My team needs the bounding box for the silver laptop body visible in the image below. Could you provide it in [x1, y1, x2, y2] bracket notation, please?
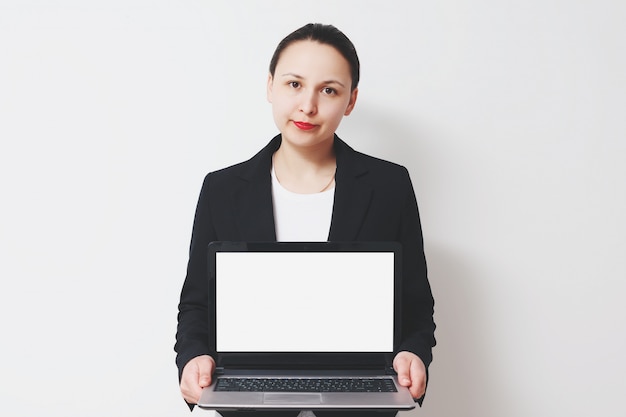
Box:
[197, 241, 416, 411]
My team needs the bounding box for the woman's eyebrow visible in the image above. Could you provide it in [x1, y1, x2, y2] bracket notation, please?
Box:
[280, 72, 304, 79]
[323, 79, 346, 88]
[280, 73, 346, 88]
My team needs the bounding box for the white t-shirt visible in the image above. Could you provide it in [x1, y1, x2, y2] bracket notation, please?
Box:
[271, 166, 335, 242]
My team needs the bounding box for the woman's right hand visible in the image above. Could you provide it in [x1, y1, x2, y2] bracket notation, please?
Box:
[180, 355, 216, 404]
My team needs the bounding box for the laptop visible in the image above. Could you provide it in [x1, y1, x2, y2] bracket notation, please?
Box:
[197, 241, 416, 411]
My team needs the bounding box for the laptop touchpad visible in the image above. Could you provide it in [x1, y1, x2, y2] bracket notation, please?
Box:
[263, 393, 322, 405]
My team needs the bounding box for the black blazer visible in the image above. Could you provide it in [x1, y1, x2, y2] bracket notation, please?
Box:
[175, 134, 436, 380]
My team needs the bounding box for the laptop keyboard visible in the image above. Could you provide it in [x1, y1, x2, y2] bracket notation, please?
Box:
[215, 377, 397, 393]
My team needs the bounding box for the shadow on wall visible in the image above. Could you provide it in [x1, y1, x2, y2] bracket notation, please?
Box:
[421, 243, 493, 417]
[341, 103, 511, 417]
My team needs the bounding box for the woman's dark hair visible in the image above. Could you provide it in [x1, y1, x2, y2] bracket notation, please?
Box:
[269, 23, 360, 91]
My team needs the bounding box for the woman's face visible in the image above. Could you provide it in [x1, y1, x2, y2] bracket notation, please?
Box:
[267, 40, 358, 151]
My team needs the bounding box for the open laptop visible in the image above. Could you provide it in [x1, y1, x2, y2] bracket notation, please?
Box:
[197, 241, 416, 411]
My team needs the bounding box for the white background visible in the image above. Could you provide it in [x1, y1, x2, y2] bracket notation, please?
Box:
[0, 1, 624, 417]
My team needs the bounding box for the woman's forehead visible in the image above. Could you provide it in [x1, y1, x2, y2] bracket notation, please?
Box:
[274, 40, 352, 82]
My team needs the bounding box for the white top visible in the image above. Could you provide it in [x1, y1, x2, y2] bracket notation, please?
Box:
[271, 166, 335, 242]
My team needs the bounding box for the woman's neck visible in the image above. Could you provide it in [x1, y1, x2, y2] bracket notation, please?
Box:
[272, 138, 336, 194]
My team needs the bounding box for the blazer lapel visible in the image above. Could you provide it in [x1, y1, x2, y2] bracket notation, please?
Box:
[231, 135, 373, 242]
[233, 136, 281, 241]
[328, 137, 373, 241]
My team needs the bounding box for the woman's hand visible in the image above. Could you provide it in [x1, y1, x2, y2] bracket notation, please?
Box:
[393, 351, 426, 399]
[180, 355, 216, 404]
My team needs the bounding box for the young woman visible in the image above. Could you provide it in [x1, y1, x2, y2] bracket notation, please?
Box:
[175, 23, 436, 417]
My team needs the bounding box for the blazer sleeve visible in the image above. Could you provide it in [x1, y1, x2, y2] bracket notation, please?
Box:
[175, 173, 217, 379]
[395, 167, 436, 368]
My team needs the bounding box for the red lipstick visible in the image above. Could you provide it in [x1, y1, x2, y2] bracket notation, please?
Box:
[293, 121, 316, 130]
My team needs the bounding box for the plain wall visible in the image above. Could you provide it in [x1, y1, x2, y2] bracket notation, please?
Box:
[1, 1, 624, 416]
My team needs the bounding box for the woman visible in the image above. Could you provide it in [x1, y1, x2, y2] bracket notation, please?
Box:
[175, 23, 436, 417]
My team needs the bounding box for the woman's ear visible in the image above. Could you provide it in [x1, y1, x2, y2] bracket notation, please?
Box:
[266, 74, 274, 103]
[344, 87, 359, 116]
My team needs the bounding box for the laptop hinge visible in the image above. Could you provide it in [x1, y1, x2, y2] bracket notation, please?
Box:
[385, 366, 397, 375]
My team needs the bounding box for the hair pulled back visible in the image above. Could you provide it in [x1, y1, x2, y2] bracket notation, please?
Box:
[269, 23, 360, 91]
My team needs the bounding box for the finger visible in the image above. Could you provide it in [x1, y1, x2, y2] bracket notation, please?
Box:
[180, 356, 215, 404]
[180, 370, 203, 404]
[393, 355, 412, 386]
[409, 358, 426, 398]
[197, 358, 214, 388]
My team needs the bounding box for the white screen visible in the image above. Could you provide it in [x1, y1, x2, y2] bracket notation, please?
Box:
[215, 252, 394, 352]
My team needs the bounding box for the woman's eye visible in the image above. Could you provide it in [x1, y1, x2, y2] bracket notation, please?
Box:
[289, 81, 300, 88]
[322, 87, 336, 95]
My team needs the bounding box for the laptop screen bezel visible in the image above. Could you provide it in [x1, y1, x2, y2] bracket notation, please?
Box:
[207, 241, 403, 368]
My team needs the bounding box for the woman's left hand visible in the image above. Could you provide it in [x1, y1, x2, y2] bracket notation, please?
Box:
[392, 351, 426, 399]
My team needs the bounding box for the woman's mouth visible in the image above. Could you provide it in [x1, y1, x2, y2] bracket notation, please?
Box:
[293, 121, 316, 130]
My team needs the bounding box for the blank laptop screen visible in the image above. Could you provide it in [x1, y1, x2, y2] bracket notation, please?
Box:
[215, 251, 394, 353]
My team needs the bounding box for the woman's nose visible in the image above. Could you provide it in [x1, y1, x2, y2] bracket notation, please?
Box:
[299, 91, 317, 115]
